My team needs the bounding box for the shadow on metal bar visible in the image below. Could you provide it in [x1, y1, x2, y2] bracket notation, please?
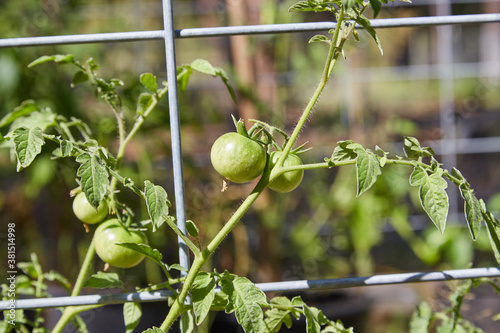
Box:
[2, 267, 499, 311]
[0, 14, 499, 48]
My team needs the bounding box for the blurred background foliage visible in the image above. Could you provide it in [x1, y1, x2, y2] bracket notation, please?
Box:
[1, 0, 500, 331]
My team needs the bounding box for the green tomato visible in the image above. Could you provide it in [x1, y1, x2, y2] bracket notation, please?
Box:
[72, 192, 108, 224]
[210, 132, 266, 183]
[269, 151, 304, 193]
[93, 219, 147, 269]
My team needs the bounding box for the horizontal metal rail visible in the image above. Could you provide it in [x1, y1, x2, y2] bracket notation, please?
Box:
[2, 267, 499, 310]
[0, 14, 499, 48]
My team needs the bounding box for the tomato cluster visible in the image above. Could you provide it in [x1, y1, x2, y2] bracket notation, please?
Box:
[72, 193, 147, 269]
[210, 128, 304, 193]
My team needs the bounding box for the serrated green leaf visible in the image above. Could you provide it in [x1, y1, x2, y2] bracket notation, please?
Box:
[331, 140, 358, 162]
[168, 263, 188, 272]
[355, 148, 382, 196]
[12, 127, 44, 171]
[144, 180, 170, 232]
[117, 243, 163, 265]
[403, 137, 423, 159]
[54, 54, 75, 64]
[124, 302, 142, 333]
[140, 73, 157, 92]
[180, 310, 196, 333]
[191, 59, 217, 76]
[370, 0, 382, 17]
[220, 274, 267, 333]
[192, 272, 216, 325]
[409, 302, 432, 333]
[309, 35, 330, 44]
[409, 165, 426, 187]
[215, 67, 237, 104]
[264, 297, 293, 332]
[0, 100, 39, 128]
[137, 93, 153, 115]
[76, 152, 109, 210]
[9, 109, 56, 133]
[84, 272, 123, 289]
[419, 172, 449, 233]
[303, 304, 321, 333]
[27, 55, 57, 68]
[355, 15, 383, 55]
[60, 140, 74, 157]
[72, 70, 89, 86]
[459, 183, 483, 240]
[483, 210, 500, 264]
[186, 220, 199, 238]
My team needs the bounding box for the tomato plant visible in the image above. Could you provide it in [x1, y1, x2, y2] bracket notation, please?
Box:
[210, 132, 266, 183]
[93, 219, 147, 269]
[3, 1, 500, 333]
[72, 191, 108, 224]
[268, 151, 304, 193]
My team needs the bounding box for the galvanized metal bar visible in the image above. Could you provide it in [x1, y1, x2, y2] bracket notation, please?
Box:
[161, 0, 190, 275]
[1, 14, 500, 48]
[2, 267, 499, 310]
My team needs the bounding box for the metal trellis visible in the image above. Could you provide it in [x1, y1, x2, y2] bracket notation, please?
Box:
[1, 0, 500, 329]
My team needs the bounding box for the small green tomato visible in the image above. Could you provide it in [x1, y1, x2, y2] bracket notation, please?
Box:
[269, 151, 304, 193]
[93, 219, 147, 269]
[72, 192, 108, 224]
[210, 132, 266, 183]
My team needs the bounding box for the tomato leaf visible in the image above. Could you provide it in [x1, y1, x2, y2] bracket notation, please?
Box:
[116, 243, 163, 265]
[12, 127, 45, 171]
[84, 271, 123, 289]
[144, 180, 171, 232]
[137, 92, 153, 115]
[186, 220, 199, 238]
[409, 302, 432, 333]
[331, 140, 359, 162]
[0, 100, 39, 129]
[308, 35, 330, 44]
[220, 273, 267, 333]
[71, 70, 89, 87]
[180, 310, 196, 333]
[459, 183, 483, 240]
[9, 109, 56, 133]
[192, 272, 216, 325]
[60, 140, 74, 157]
[215, 67, 237, 104]
[190, 59, 217, 76]
[355, 14, 383, 55]
[370, 0, 382, 18]
[76, 151, 109, 210]
[124, 302, 142, 333]
[409, 165, 426, 187]
[140, 73, 157, 92]
[303, 304, 322, 333]
[264, 297, 293, 332]
[355, 148, 382, 196]
[418, 171, 449, 233]
[483, 208, 500, 264]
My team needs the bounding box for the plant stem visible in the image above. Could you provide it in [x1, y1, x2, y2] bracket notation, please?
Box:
[51, 239, 96, 332]
[272, 7, 346, 178]
[160, 178, 270, 331]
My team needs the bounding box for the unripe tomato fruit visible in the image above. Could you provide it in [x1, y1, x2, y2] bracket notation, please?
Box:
[93, 219, 147, 268]
[72, 192, 108, 224]
[210, 132, 266, 183]
[269, 151, 304, 193]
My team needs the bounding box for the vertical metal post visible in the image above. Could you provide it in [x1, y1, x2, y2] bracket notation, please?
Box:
[161, 0, 190, 275]
[436, 0, 459, 218]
